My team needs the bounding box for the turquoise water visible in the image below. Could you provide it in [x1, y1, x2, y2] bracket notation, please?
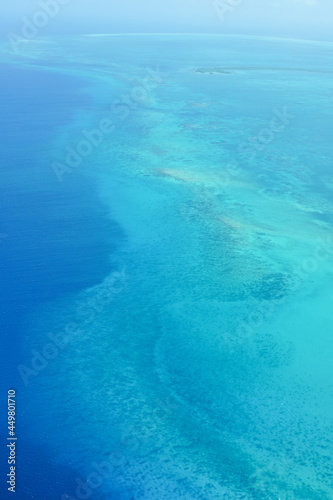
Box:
[2, 35, 333, 499]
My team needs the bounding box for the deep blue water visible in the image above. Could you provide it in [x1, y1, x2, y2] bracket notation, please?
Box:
[0, 62, 122, 499]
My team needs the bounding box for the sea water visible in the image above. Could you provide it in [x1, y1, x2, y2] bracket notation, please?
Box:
[1, 35, 333, 499]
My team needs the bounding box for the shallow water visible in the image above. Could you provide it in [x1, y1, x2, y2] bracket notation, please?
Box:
[1, 35, 333, 499]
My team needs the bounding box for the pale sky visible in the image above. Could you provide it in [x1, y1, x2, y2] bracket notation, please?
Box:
[1, 0, 332, 41]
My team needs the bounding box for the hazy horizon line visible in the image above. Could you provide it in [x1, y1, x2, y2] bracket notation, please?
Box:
[5, 32, 331, 45]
